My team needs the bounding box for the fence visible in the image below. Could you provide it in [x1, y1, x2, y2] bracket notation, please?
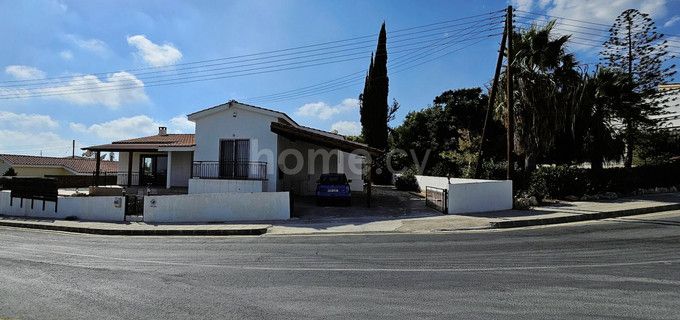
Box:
[45, 172, 117, 188]
[192, 161, 267, 180]
[425, 186, 448, 214]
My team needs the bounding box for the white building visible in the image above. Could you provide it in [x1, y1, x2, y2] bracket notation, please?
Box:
[85, 100, 380, 196]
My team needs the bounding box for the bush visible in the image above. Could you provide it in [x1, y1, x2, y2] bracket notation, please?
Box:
[528, 165, 589, 200]
[525, 162, 680, 200]
[395, 167, 420, 192]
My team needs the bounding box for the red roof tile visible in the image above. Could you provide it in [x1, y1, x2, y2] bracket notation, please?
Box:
[84, 134, 195, 151]
[0, 154, 118, 174]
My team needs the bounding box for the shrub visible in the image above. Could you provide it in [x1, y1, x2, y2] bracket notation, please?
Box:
[524, 162, 680, 200]
[528, 165, 589, 200]
[395, 167, 420, 192]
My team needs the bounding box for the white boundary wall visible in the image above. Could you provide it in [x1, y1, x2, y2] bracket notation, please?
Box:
[415, 175, 449, 190]
[144, 192, 290, 223]
[188, 179, 264, 194]
[448, 179, 512, 214]
[415, 176, 513, 214]
[0, 190, 125, 221]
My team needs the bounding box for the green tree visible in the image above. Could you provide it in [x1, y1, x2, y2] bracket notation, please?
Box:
[360, 22, 390, 183]
[360, 22, 389, 151]
[636, 129, 680, 165]
[584, 67, 634, 172]
[497, 20, 584, 174]
[601, 9, 677, 168]
[392, 88, 503, 176]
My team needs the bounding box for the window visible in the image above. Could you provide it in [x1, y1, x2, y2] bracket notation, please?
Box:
[219, 139, 250, 178]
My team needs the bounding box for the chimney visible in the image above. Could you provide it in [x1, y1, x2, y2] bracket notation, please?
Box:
[158, 126, 168, 136]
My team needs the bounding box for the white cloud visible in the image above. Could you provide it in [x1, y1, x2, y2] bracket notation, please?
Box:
[665, 15, 680, 27]
[0, 130, 71, 156]
[295, 98, 359, 121]
[0, 111, 59, 131]
[169, 115, 195, 133]
[32, 71, 148, 108]
[512, 0, 535, 12]
[70, 115, 160, 140]
[540, 0, 667, 23]
[60, 50, 73, 60]
[67, 34, 108, 54]
[514, 0, 670, 52]
[5, 65, 46, 80]
[127, 35, 183, 67]
[331, 121, 361, 136]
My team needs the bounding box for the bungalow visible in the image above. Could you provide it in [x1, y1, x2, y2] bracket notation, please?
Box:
[0, 154, 118, 177]
[84, 100, 381, 196]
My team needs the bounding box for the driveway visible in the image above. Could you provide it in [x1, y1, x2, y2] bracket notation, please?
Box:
[292, 186, 442, 219]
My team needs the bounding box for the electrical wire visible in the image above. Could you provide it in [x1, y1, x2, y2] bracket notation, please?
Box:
[1, 12, 505, 101]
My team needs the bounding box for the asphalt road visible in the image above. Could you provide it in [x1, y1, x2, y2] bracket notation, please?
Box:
[1, 212, 680, 320]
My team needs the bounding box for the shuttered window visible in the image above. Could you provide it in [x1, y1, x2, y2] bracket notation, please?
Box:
[219, 139, 249, 178]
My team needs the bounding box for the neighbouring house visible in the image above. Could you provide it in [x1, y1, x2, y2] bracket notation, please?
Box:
[84, 100, 381, 195]
[0, 154, 118, 177]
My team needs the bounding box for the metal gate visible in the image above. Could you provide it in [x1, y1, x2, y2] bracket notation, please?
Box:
[425, 186, 448, 214]
[124, 195, 144, 221]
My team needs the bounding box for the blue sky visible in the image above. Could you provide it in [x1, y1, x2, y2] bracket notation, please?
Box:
[1, 0, 679, 157]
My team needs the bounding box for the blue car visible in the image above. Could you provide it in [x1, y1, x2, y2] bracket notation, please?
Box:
[316, 173, 352, 206]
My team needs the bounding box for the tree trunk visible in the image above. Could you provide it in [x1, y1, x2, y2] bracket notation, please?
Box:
[524, 153, 536, 174]
[624, 122, 634, 169]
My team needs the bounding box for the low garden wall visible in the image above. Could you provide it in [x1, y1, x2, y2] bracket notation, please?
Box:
[0, 190, 125, 221]
[188, 178, 264, 194]
[143, 192, 290, 223]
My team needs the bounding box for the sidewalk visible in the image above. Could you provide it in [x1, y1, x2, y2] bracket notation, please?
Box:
[1, 192, 679, 236]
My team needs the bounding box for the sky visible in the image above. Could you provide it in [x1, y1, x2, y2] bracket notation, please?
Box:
[0, 0, 679, 157]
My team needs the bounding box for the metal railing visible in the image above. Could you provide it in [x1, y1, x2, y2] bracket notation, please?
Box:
[192, 161, 267, 180]
[426, 186, 448, 214]
[117, 172, 140, 186]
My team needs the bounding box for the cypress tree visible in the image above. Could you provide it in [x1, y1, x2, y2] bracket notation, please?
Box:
[360, 22, 389, 151]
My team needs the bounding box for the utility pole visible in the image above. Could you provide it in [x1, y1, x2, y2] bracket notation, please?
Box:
[474, 17, 508, 179]
[72, 140, 75, 158]
[506, 5, 514, 181]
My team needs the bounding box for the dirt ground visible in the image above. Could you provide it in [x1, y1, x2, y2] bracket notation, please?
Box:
[292, 185, 441, 219]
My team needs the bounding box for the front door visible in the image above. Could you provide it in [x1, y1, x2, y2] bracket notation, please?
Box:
[139, 155, 168, 186]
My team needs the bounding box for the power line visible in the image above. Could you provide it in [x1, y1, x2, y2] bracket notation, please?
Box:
[1, 13, 505, 101]
[0, 11, 505, 88]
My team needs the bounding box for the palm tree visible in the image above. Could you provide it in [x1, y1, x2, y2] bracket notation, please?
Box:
[582, 67, 633, 173]
[497, 20, 585, 174]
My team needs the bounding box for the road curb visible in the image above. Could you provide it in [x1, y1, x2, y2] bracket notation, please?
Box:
[0, 220, 269, 236]
[489, 203, 680, 229]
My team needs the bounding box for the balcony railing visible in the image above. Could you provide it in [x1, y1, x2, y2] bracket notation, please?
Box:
[192, 161, 267, 180]
[117, 172, 140, 186]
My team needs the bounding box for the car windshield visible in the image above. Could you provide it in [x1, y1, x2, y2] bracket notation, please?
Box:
[320, 175, 346, 185]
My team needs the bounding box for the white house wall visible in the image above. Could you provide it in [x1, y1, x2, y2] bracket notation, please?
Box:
[169, 151, 192, 187]
[193, 107, 279, 192]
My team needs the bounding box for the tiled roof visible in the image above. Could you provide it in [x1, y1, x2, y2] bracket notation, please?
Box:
[0, 154, 118, 174]
[84, 134, 195, 151]
[113, 134, 195, 147]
